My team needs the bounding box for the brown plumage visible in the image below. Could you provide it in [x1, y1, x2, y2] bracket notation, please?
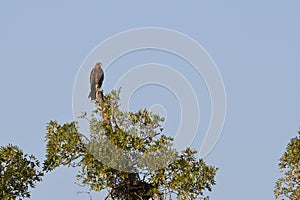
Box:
[88, 62, 104, 100]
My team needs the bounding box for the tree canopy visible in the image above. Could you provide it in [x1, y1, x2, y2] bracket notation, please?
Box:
[0, 145, 43, 199]
[43, 89, 218, 200]
[0, 89, 218, 199]
[274, 130, 300, 200]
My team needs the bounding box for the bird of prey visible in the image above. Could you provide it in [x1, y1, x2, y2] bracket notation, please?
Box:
[88, 62, 104, 100]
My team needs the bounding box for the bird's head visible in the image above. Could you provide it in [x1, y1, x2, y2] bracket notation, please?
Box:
[95, 62, 102, 68]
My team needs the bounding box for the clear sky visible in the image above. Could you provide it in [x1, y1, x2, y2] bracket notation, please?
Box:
[0, 1, 300, 200]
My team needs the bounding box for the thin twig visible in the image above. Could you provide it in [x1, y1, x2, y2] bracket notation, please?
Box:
[104, 190, 113, 200]
[77, 190, 93, 200]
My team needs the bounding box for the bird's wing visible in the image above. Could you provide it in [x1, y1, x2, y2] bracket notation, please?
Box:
[94, 67, 101, 84]
[90, 66, 104, 88]
[90, 67, 101, 85]
[90, 68, 95, 84]
[98, 68, 104, 86]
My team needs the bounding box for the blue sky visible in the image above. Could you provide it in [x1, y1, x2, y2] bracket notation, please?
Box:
[1, 1, 300, 200]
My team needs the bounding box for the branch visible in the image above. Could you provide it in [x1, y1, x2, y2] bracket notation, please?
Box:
[77, 190, 93, 200]
[104, 190, 113, 200]
[111, 105, 120, 130]
[96, 88, 111, 128]
[134, 192, 143, 200]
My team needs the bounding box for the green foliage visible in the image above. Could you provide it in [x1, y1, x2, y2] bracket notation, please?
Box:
[274, 130, 300, 200]
[0, 145, 43, 199]
[44, 89, 218, 200]
[148, 148, 217, 200]
[43, 121, 85, 172]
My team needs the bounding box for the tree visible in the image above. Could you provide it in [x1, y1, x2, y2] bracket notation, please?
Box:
[0, 145, 43, 199]
[43, 89, 218, 200]
[274, 130, 300, 200]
